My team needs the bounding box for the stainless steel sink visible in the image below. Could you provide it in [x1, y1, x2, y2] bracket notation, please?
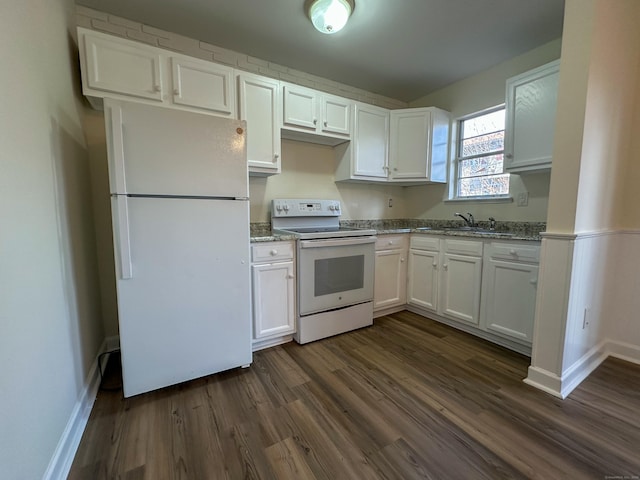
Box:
[445, 227, 514, 236]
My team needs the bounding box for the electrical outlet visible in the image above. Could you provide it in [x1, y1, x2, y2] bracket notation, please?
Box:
[582, 307, 590, 329]
[388, 197, 393, 208]
[517, 191, 529, 207]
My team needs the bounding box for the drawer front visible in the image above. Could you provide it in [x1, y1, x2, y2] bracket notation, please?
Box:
[410, 236, 440, 252]
[252, 242, 294, 263]
[376, 234, 408, 251]
[444, 239, 483, 256]
[488, 242, 540, 263]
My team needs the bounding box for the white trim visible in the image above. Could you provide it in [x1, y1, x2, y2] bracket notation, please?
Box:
[523, 366, 563, 398]
[42, 339, 112, 480]
[444, 195, 513, 204]
[539, 232, 577, 240]
[606, 340, 640, 365]
[373, 304, 406, 319]
[525, 339, 640, 399]
[252, 334, 294, 352]
[557, 340, 609, 398]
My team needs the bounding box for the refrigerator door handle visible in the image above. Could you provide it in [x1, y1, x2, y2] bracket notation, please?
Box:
[113, 195, 133, 279]
[106, 101, 127, 194]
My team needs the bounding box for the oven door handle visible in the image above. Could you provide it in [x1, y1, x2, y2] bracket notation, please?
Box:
[299, 236, 377, 248]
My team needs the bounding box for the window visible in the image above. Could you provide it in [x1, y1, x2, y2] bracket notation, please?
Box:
[453, 107, 509, 199]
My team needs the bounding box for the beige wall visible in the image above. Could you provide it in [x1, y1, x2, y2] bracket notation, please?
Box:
[249, 140, 408, 222]
[402, 39, 562, 223]
[545, 2, 596, 233]
[574, 0, 640, 232]
[0, 0, 104, 478]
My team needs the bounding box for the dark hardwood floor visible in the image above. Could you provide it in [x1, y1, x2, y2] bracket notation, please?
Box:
[69, 311, 640, 479]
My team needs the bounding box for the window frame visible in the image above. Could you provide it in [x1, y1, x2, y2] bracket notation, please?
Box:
[447, 105, 511, 202]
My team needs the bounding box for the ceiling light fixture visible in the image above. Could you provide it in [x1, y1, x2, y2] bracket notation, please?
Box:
[308, 0, 353, 35]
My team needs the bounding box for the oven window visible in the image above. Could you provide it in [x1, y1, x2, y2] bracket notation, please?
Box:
[314, 255, 364, 296]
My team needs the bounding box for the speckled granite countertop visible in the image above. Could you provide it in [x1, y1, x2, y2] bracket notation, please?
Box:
[250, 219, 544, 243]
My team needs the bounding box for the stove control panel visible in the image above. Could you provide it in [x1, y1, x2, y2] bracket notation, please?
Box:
[272, 199, 341, 217]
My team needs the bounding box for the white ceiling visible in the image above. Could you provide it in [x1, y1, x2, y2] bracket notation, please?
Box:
[75, 0, 565, 102]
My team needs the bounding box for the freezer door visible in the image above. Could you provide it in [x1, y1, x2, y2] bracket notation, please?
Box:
[112, 196, 251, 397]
[105, 98, 248, 198]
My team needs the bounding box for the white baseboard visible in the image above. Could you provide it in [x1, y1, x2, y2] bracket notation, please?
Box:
[523, 366, 563, 398]
[42, 339, 114, 480]
[606, 339, 640, 365]
[252, 334, 294, 352]
[373, 305, 406, 319]
[525, 339, 640, 399]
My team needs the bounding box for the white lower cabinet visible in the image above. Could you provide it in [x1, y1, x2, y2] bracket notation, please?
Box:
[408, 237, 482, 325]
[374, 235, 408, 312]
[440, 240, 483, 325]
[480, 243, 540, 345]
[251, 242, 295, 350]
[407, 239, 440, 312]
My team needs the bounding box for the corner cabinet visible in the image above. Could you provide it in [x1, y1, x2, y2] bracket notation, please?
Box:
[374, 235, 408, 314]
[389, 107, 449, 183]
[335, 102, 389, 182]
[504, 60, 560, 173]
[281, 83, 351, 145]
[78, 27, 236, 117]
[237, 72, 281, 176]
[251, 242, 296, 351]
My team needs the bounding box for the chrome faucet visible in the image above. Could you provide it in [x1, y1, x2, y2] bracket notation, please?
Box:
[455, 212, 475, 227]
[488, 217, 496, 230]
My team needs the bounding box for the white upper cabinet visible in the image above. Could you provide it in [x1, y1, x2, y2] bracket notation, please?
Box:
[335, 102, 389, 182]
[504, 60, 560, 173]
[389, 107, 449, 183]
[281, 83, 352, 145]
[171, 56, 235, 116]
[81, 29, 164, 104]
[237, 72, 281, 176]
[78, 28, 234, 117]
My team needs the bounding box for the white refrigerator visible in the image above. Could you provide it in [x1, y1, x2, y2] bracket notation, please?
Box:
[104, 99, 252, 398]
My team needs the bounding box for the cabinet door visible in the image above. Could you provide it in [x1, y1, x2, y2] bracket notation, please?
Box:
[483, 260, 538, 344]
[352, 103, 389, 178]
[238, 73, 281, 175]
[283, 85, 317, 131]
[505, 60, 559, 172]
[252, 261, 295, 339]
[374, 249, 407, 310]
[171, 56, 235, 116]
[407, 249, 438, 311]
[82, 31, 163, 101]
[322, 94, 351, 136]
[389, 109, 431, 180]
[440, 253, 482, 325]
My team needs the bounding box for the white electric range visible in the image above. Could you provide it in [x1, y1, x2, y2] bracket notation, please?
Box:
[272, 199, 376, 343]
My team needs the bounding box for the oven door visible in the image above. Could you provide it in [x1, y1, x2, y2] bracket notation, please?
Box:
[298, 236, 376, 316]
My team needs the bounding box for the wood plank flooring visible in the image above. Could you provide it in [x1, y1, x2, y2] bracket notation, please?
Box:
[68, 311, 640, 479]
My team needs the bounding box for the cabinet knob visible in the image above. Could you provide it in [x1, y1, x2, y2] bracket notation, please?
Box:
[270, 249, 278, 256]
[388, 240, 394, 245]
[153, 85, 161, 92]
[287, 274, 295, 279]
[530, 278, 538, 285]
[274, 154, 280, 159]
[313, 118, 317, 125]
[506, 153, 513, 159]
[401, 258, 405, 263]
[324, 120, 327, 127]
[432, 261, 438, 268]
[509, 249, 517, 255]
[393, 167, 398, 171]
[173, 88, 179, 95]
[443, 264, 448, 270]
